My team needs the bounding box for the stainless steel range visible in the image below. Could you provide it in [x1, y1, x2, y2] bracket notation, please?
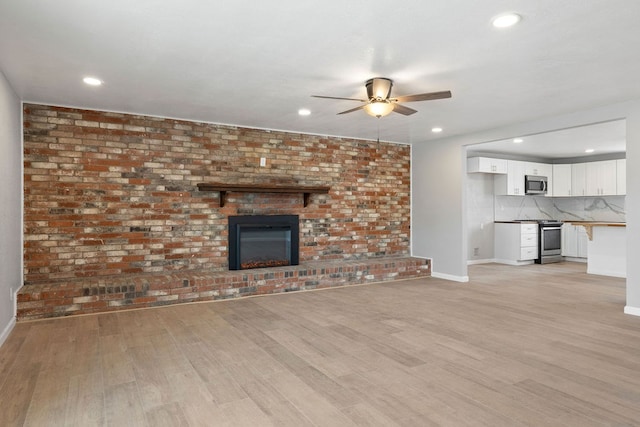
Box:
[535, 220, 563, 264]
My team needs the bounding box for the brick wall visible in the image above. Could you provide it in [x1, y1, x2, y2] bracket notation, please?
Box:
[23, 104, 412, 285]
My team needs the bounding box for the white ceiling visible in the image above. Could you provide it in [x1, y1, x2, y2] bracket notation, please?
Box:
[467, 119, 627, 160]
[2, 1, 640, 149]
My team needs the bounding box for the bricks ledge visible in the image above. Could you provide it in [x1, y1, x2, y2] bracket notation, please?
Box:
[17, 256, 431, 320]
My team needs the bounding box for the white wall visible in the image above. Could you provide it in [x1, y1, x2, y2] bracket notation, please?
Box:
[625, 105, 640, 315]
[0, 70, 22, 346]
[412, 140, 468, 281]
[412, 100, 640, 314]
[466, 173, 495, 262]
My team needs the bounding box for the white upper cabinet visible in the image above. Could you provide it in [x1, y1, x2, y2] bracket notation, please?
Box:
[553, 164, 572, 196]
[467, 157, 507, 174]
[617, 159, 626, 195]
[585, 160, 617, 196]
[495, 160, 554, 196]
[489, 158, 624, 198]
[524, 162, 552, 178]
[495, 160, 526, 195]
[571, 163, 587, 197]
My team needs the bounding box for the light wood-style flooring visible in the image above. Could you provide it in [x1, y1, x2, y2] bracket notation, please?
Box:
[1, 262, 639, 426]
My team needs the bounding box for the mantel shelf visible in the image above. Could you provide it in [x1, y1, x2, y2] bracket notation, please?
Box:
[197, 183, 330, 207]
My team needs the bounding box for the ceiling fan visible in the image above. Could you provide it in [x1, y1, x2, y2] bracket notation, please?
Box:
[312, 77, 452, 118]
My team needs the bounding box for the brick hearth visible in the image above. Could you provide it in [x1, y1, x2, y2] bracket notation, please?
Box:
[17, 257, 430, 320]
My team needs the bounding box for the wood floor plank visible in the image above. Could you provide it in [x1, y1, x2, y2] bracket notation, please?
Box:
[0, 361, 40, 427]
[22, 368, 71, 427]
[219, 397, 274, 426]
[237, 377, 315, 427]
[104, 381, 146, 426]
[145, 402, 190, 427]
[64, 371, 105, 427]
[266, 370, 357, 426]
[100, 334, 136, 388]
[179, 400, 227, 427]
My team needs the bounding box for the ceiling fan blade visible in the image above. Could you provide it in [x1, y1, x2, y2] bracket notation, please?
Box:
[392, 103, 418, 116]
[337, 105, 365, 115]
[311, 95, 368, 102]
[392, 90, 452, 103]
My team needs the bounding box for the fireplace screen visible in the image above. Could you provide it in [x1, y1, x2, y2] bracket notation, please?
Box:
[228, 215, 299, 270]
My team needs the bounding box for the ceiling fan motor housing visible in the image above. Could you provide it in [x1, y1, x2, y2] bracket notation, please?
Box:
[366, 78, 393, 101]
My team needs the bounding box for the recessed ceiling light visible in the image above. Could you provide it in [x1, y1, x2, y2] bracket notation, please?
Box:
[492, 13, 521, 28]
[513, 138, 523, 143]
[83, 77, 102, 86]
[298, 108, 311, 116]
[585, 148, 595, 153]
[431, 127, 443, 133]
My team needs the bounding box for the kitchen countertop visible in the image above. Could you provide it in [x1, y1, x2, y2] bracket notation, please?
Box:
[564, 221, 626, 240]
[563, 221, 626, 226]
[494, 221, 626, 240]
[495, 220, 626, 225]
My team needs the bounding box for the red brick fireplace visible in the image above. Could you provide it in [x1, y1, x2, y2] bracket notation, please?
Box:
[18, 104, 430, 319]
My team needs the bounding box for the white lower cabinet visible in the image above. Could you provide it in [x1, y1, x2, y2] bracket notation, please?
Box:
[495, 223, 538, 264]
[562, 224, 588, 259]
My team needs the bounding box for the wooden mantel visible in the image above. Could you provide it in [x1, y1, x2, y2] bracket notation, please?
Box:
[197, 183, 330, 207]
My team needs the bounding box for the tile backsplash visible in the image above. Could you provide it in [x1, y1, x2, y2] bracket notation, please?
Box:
[494, 195, 626, 222]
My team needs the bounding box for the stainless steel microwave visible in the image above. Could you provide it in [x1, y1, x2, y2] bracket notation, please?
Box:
[524, 175, 548, 195]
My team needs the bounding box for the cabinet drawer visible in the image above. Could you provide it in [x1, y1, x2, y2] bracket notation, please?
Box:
[521, 233, 538, 247]
[520, 246, 538, 260]
[520, 224, 538, 234]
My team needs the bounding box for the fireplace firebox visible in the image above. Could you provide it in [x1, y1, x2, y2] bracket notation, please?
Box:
[228, 215, 299, 270]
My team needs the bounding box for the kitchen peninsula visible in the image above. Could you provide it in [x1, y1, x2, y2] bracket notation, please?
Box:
[565, 221, 627, 278]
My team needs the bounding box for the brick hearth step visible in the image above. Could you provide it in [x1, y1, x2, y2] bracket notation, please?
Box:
[17, 256, 430, 320]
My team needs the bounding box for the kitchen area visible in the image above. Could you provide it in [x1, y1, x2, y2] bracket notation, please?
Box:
[466, 120, 627, 278]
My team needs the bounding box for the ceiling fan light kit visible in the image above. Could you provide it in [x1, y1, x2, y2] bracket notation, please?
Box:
[364, 100, 394, 118]
[313, 77, 451, 118]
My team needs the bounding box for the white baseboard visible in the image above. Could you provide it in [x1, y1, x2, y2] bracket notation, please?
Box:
[587, 268, 626, 278]
[624, 306, 640, 317]
[467, 258, 496, 265]
[0, 317, 16, 349]
[493, 259, 535, 266]
[413, 256, 469, 282]
[431, 271, 470, 282]
[563, 257, 587, 264]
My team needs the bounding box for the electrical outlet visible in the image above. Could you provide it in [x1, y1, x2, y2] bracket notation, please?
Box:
[260, 157, 266, 167]
[473, 247, 480, 256]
